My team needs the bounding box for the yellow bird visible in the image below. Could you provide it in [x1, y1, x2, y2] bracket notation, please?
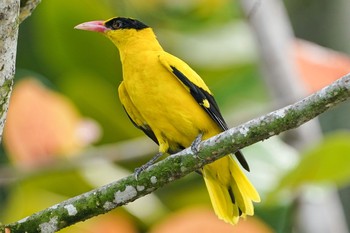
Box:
[75, 17, 260, 224]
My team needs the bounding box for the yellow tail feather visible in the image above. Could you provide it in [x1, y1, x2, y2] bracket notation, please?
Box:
[203, 155, 260, 225]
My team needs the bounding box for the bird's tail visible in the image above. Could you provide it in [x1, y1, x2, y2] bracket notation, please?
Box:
[202, 155, 260, 224]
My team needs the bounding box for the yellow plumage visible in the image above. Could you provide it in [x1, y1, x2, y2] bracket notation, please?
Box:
[75, 17, 260, 224]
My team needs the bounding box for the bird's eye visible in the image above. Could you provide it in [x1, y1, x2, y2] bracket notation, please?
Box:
[112, 20, 123, 29]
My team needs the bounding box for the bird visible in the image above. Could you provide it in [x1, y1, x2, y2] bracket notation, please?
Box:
[75, 17, 260, 225]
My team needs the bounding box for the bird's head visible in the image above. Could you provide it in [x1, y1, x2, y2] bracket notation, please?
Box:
[75, 17, 159, 51]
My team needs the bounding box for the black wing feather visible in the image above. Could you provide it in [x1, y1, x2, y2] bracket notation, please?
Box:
[170, 66, 250, 172]
[122, 106, 159, 145]
[171, 66, 227, 131]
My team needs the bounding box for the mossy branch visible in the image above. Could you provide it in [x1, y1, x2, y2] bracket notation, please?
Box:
[2, 73, 350, 232]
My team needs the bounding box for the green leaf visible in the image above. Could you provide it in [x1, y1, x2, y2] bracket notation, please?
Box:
[269, 131, 350, 201]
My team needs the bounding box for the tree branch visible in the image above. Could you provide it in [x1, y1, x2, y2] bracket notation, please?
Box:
[0, 0, 20, 142]
[2, 73, 350, 233]
[0, 0, 41, 144]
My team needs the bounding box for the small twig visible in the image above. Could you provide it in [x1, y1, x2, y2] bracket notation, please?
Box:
[2, 73, 350, 233]
[19, 0, 41, 23]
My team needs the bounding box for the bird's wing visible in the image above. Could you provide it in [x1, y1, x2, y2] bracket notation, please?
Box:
[159, 52, 228, 131]
[118, 82, 159, 145]
[159, 53, 250, 171]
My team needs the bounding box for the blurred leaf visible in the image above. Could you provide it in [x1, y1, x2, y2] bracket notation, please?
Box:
[295, 39, 350, 94]
[269, 131, 350, 200]
[58, 71, 142, 143]
[4, 78, 91, 168]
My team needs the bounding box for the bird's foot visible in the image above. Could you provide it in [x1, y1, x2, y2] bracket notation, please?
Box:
[134, 152, 163, 179]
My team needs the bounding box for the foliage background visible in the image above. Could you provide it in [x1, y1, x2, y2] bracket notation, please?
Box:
[1, 0, 350, 232]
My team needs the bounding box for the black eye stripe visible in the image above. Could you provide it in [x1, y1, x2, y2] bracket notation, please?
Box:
[105, 17, 149, 30]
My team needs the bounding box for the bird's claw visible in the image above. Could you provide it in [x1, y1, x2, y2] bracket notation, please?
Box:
[134, 165, 147, 180]
[134, 152, 163, 180]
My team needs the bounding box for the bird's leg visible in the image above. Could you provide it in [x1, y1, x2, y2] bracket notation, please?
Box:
[191, 133, 203, 154]
[134, 152, 164, 179]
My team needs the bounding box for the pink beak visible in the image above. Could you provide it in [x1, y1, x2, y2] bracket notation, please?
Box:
[74, 20, 107, 33]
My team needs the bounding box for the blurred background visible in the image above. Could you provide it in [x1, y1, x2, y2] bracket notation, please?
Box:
[1, 0, 350, 232]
